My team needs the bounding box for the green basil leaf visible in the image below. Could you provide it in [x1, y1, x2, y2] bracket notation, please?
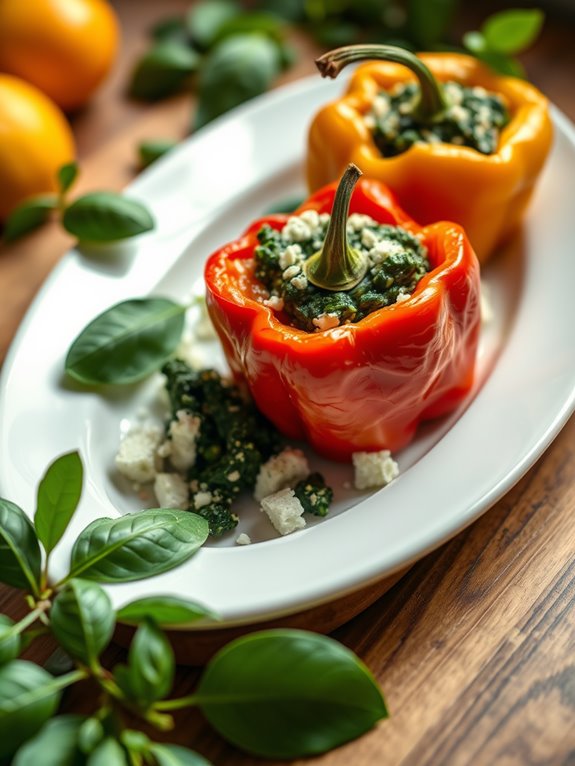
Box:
[151, 17, 189, 44]
[258, 0, 305, 22]
[0, 500, 42, 594]
[13, 714, 86, 766]
[3, 196, 57, 243]
[65, 298, 186, 386]
[214, 12, 285, 45]
[43, 647, 75, 677]
[129, 41, 199, 101]
[475, 49, 525, 78]
[196, 629, 388, 758]
[67, 509, 209, 583]
[482, 9, 544, 55]
[138, 139, 178, 169]
[462, 30, 487, 55]
[78, 717, 105, 754]
[195, 34, 281, 129]
[58, 163, 79, 196]
[0, 661, 64, 759]
[186, 0, 239, 50]
[118, 729, 150, 755]
[117, 596, 216, 627]
[124, 620, 174, 706]
[50, 579, 115, 667]
[407, 0, 458, 48]
[0, 616, 21, 666]
[87, 737, 129, 766]
[151, 743, 213, 766]
[62, 192, 155, 243]
[35, 451, 83, 555]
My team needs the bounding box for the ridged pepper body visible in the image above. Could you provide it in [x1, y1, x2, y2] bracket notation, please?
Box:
[204, 178, 481, 462]
[307, 53, 552, 262]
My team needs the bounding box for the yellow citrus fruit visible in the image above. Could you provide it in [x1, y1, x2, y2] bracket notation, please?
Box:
[0, 74, 75, 221]
[0, 0, 119, 111]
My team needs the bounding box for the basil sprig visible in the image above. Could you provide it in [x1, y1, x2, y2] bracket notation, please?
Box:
[3, 161, 155, 245]
[65, 298, 186, 386]
[0, 451, 387, 762]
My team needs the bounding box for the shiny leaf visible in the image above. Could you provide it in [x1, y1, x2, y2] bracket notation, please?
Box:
[196, 629, 387, 758]
[482, 9, 544, 55]
[65, 298, 186, 386]
[151, 743, 213, 766]
[67, 509, 208, 583]
[0, 662, 65, 759]
[116, 620, 174, 707]
[62, 192, 154, 243]
[0, 616, 21, 666]
[50, 579, 115, 666]
[3, 196, 57, 243]
[117, 596, 216, 627]
[35, 451, 83, 555]
[186, 0, 239, 50]
[129, 42, 199, 101]
[57, 163, 79, 196]
[0, 500, 42, 594]
[195, 35, 281, 129]
[13, 715, 86, 766]
[87, 738, 129, 766]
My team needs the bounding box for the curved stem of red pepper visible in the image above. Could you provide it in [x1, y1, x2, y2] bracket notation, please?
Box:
[315, 44, 449, 122]
[304, 163, 368, 292]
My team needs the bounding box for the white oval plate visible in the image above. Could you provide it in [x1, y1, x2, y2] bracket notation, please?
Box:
[1, 75, 575, 628]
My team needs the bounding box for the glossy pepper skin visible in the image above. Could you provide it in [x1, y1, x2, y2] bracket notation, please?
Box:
[307, 53, 552, 263]
[204, 178, 481, 462]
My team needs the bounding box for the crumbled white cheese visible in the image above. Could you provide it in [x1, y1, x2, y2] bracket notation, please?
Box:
[361, 227, 378, 249]
[352, 450, 399, 490]
[472, 86, 488, 98]
[193, 490, 213, 509]
[236, 533, 252, 545]
[282, 264, 301, 281]
[312, 313, 340, 332]
[279, 244, 302, 270]
[347, 213, 377, 232]
[448, 104, 469, 123]
[263, 295, 285, 311]
[372, 94, 390, 118]
[444, 83, 463, 105]
[254, 447, 309, 502]
[395, 291, 411, 304]
[369, 239, 404, 264]
[154, 473, 189, 509]
[169, 410, 201, 471]
[115, 427, 163, 484]
[291, 274, 308, 291]
[299, 209, 321, 232]
[260, 488, 306, 536]
[282, 216, 312, 243]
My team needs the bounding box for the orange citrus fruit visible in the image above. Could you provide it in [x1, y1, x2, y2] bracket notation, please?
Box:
[0, 0, 119, 111]
[0, 74, 75, 221]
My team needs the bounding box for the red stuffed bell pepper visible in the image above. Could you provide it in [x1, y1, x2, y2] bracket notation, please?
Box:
[204, 165, 480, 462]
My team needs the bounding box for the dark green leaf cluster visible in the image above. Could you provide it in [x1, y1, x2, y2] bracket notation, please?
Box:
[2, 161, 155, 244]
[128, 0, 293, 129]
[162, 360, 282, 535]
[372, 81, 509, 157]
[255, 222, 429, 332]
[294, 473, 334, 517]
[0, 452, 387, 764]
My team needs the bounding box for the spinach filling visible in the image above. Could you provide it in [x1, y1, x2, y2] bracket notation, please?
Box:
[254, 215, 429, 333]
[368, 80, 509, 156]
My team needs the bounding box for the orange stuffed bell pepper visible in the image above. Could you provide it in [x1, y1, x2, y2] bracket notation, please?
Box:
[307, 45, 552, 263]
[204, 165, 481, 462]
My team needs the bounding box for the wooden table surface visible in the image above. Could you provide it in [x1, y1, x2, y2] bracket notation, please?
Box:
[1, 2, 575, 764]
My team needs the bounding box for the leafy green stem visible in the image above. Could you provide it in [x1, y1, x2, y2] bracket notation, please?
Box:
[4, 601, 51, 639]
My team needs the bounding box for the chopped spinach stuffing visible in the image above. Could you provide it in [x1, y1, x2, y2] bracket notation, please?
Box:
[162, 360, 326, 537]
[254, 215, 429, 333]
[369, 80, 509, 157]
[294, 473, 333, 517]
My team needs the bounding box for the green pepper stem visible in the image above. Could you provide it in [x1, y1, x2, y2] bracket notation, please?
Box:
[304, 163, 367, 292]
[315, 44, 448, 121]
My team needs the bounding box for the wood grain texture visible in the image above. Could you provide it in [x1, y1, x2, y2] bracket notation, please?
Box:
[1, 2, 575, 764]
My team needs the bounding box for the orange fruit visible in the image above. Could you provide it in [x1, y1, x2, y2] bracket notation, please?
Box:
[0, 74, 75, 221]
[0, 0, 119, 111]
